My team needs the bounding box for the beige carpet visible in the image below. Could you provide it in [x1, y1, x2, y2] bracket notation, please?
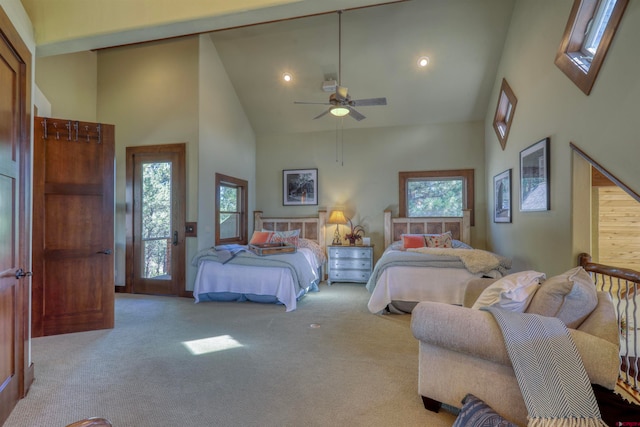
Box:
[4, 282, 458, 427]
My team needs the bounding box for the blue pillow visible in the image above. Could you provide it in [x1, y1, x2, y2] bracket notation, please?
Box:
[452, 394, 518, 427]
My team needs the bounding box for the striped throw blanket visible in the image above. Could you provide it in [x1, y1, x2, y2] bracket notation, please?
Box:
[485, 306, 608, 427]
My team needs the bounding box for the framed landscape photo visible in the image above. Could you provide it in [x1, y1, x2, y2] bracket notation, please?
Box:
[520, 137, 550, 212]
[493, 169, 512, 223]
[283, 168, 318, 206]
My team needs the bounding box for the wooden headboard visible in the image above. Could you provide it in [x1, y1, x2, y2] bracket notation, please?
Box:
[383, 209, 471, 249]
[254, 210, 327, 253]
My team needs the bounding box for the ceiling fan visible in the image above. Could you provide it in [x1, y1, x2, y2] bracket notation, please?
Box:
[294, 10, 387, 121]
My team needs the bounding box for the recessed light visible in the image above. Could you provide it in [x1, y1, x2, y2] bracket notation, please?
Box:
[417, 56, 429, 67]
[283, 72, 293, 82]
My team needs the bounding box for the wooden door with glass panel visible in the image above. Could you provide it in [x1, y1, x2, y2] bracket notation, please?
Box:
[126, 144, 186, 296]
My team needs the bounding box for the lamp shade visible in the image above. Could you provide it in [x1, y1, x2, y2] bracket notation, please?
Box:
[328, 210, 348, 224]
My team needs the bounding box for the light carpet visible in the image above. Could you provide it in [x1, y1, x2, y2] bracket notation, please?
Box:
[4, 282, 458, 427]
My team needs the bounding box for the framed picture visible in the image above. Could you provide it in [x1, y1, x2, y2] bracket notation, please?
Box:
[283, 168, 318, 206]
[493, 169, 512, 223]
[520, 137, 550, 211]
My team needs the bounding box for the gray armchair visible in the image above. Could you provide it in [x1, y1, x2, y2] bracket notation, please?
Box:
[410, 277, 620, 426]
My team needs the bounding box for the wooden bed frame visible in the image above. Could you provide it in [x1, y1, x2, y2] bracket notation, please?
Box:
[254, 210, 327, 254]
[383, 209, 471, 249]
[579, 253, 640, 403]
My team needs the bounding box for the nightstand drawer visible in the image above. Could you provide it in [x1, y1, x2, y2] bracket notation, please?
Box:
[328, 247, 372, 259]
[329, 259, 371, 270]
[327, 245, 374, 285]
[329, 269, 372, 282]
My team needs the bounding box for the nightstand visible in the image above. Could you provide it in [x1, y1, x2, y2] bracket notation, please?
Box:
[327, 245, 374, 285]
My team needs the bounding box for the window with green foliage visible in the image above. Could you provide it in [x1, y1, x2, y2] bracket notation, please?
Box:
[399, 169, 474, 225]
[215, 173, 248, 245]
[142, 162, 172, 278]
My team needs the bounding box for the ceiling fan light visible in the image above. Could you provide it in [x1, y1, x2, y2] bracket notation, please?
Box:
[330, 106, 350, 117]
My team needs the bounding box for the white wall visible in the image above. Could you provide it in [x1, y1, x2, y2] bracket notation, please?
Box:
[97, 37, 201, 287]
[35, 51, 98, 121]
[197, 33, 256, 257]
[485, 0, 640, 275]
[256, 121, 487, 261]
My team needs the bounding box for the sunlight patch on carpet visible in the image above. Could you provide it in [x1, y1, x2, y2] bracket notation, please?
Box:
[182, 335, 243, 355]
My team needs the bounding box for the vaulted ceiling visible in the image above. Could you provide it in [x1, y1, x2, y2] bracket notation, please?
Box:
[21, 0, 515, 135]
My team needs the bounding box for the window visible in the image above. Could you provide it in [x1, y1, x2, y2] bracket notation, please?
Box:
[555, 0, 628, 95]
[215, 173, 248, 245]
[492, 78, 517, 150]
[399, 169, 474, 225]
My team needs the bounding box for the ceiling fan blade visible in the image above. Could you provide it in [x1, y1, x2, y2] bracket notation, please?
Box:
[313, 109, 332, 120]
[347, 107, 366, 121]
[294, 101, 331, 105]
[351, 97, 387, 107]
[336, 86, 349, 101]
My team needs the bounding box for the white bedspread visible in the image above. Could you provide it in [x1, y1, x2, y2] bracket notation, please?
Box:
[193, 247, 319, 312]
[367, 266, 483, 313]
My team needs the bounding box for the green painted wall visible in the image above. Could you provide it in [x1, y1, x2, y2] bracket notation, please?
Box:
[484, 0, 640, 275]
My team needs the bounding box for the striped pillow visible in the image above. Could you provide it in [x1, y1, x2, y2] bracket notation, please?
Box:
[452, 394, 518, 427]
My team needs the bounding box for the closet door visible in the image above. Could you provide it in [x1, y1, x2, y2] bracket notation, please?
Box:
[32, 117, 115, 337]
[0, 6, 32, 424]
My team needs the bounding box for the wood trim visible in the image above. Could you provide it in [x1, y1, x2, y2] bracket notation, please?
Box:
[570, 142, 640, 203]
[215, 173, 248, 245]
[125, 143, 187, 296]
[555, 0, 629, 95]
[492, 78, 517, 150]
[398, 169, 474, 226]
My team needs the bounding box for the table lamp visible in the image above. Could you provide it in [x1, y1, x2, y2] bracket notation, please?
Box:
[328, 210, 348, 245]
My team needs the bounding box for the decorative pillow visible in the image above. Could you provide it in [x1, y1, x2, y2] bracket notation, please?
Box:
[249, 230, 273, 244]
[425, 232, 453, 248]
[525, 266, 598, 329]
[453, 394, 518, 427]
[452, 239, 472, 249]
[471, 270, 545, 312]
[267, 229, 300, 247]
[402, 234, 426, 249]
[297, 238, 327, 264]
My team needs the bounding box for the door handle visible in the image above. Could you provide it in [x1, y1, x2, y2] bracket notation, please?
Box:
[15, 268, 33, 279]
[173, 231, 178, 246]
[97, 249, 112, 255]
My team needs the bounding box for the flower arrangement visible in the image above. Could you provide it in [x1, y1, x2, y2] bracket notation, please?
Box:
[344, 220, 365, 245]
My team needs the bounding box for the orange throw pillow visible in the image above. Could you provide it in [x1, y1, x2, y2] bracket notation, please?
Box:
[249, 231, 273, 244]
[402, 234, 426, 249]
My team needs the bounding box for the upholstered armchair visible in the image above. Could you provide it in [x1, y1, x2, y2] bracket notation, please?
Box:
[411, 274, 620, 426]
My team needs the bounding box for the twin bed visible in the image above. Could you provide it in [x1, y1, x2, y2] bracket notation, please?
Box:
[192, 208, 510, 314]
[191, 211, 327, 312]
[366, 210, 511, 313]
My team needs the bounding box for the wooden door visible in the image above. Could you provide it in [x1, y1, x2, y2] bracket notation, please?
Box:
[32, 117, 115, 337]
[0, 6, 32, 424]
[126, 144, 186, 296]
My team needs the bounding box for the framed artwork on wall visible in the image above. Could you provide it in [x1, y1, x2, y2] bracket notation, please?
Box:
[283, 168, 318, 206]
[520, 138, 550, 212]
[493, 169, 512, 223]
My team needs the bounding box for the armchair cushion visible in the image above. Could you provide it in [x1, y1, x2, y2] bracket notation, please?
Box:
[526, 267, 598, 328]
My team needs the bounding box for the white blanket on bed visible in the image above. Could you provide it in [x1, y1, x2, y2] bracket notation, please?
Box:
[407, 247, 506, 274]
